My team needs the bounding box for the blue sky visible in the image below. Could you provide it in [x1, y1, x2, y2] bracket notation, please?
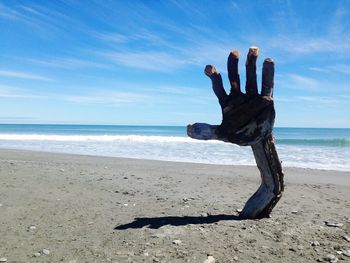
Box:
[0, 0, 349, 127]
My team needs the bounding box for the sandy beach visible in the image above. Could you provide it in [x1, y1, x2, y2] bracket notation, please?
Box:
[0, 149, 349, 263]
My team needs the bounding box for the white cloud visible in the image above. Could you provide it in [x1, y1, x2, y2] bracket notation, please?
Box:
[0, 70, 53, 81]
[0, 84, 45, 98]
[285, 74, 320, 91]
[14, 57, 110, 70]
[64, 91, 151, 105]
[101, 51, 191, 72]
[310, 64, 350, 75]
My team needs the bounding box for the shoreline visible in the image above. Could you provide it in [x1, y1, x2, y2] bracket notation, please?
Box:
[0, 149, 349, 262]
[1, 147, 349, 174]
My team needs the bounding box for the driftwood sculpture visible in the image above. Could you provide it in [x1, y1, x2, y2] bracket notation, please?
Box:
[187, 47, 284, 219]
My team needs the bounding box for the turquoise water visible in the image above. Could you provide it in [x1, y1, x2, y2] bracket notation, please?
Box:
[0, 124, 349, 171]
[0, 124, 349, 147]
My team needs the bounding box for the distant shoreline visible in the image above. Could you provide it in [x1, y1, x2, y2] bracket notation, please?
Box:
[1, 147, 350, 175]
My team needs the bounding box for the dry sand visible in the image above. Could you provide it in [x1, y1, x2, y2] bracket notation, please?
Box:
[0, 149, 349, 263]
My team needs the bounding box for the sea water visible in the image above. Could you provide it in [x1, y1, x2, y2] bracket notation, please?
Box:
[0, 124, 349, 171]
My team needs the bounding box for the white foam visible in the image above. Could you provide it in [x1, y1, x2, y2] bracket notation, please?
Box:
[0, 134, 225, 144]
[0, 133, 349, 171]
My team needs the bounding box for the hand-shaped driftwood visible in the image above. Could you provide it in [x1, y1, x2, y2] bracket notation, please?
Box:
[187, 47, 284, 219]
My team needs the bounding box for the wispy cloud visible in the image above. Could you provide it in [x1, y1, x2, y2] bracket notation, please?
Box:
[64, 91, 151, 105]
[14, 57, 110, 70]
[284, 74, 320, 91]
[264, 35, 350, 55]
[0, 3, 83, 36]
[0, 70, 53, 81]
[309, 64, 350, 75]
[0, 84, 45, 98]
[276, 95, 347, 105]
[296, 96, 339, 104]
[100, 51, 191, 72]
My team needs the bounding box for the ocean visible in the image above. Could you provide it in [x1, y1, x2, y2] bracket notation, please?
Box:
[0, 124, 349, 171]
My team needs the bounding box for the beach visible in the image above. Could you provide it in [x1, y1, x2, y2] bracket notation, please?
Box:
[0, 149, 349, 263]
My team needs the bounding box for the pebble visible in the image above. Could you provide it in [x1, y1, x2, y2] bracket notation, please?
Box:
[325, 221, 343, 228]
[311, 241, 320, 246]
[42, 249, 50, 255]
[343, 235, 350, 242]
[343, 250, 350, 257]
[172, 239, 182, 245]
[29, 225, 36, 230]
[202, 256, 215, 263]
[59, 168, 65, 172]
[0, 258, 7, 263]
[236, 208, 242, 213]
[33, 252, 41, 257]
[291, 210, 298, 214]
[326, 254, 338, 263]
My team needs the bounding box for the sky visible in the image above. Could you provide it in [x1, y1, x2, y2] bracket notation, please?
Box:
[0, 0, 349, 127]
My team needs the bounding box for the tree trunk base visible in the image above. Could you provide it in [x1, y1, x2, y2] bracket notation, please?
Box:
[240, 134, 284, 219]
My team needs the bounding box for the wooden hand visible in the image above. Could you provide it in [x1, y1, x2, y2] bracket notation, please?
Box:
[187, 47, 284, 219]
[187, 47, 275, 145]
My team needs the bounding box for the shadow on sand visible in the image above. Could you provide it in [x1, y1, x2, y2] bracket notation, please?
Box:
[115, 214, 241, 230]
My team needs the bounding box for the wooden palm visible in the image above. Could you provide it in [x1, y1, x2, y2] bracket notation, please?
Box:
[187, 47, 284, 219]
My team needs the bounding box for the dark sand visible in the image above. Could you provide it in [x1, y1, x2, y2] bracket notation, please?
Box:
[0, 149, 349, 263]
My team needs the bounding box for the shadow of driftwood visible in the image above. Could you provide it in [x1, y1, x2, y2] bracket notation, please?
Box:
[115, 214, 241, 230]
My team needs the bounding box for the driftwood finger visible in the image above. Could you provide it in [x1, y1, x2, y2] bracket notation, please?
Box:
[245, 46, 259, 96]
[204, 65, 227, 107]
[261, 58, 275, 97]
[227, 50, 241, 94]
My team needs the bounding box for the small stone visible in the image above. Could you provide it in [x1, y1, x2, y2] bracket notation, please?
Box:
[335, 251, 342, 255]
[236, 208, 242, 213]
[311, 241, 320, 246]
[59, 168, 65, 172]
[88, 221, 94, 225]
[0, 258, 7, 263]
[326, 254, 338, 262]
[291, 210, 298, 214]
[289, 247, 296, 252]
[42, 249, 50, 255]
[343, 235, 350, 242]
[172, 239, 182, 245]
[33, 252, 41, 257]
[343, 250, 350, 257]
[325, 221, 343, 228]
[123, 203, 128, 206]
[144, 252, 149, 256]
[233, 256, 238, 261]
[202, 256, 215, 263]
[29, 225, 36, 230]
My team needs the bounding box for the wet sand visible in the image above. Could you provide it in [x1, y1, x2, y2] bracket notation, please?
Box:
[0, 149, 349, 262]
